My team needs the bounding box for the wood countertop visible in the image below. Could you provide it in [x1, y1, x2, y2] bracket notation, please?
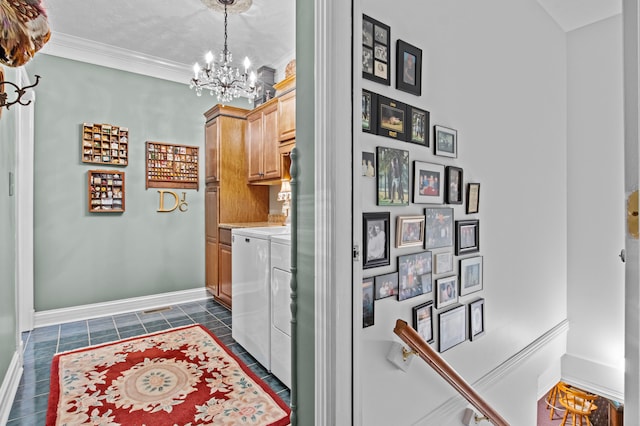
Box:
[218, 222, 286, 230]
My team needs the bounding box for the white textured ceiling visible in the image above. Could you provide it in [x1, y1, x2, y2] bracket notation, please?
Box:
[535, 0, 621, 32]
[41, 0, 296, 72]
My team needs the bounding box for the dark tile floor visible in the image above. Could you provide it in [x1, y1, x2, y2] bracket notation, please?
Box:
[7, 297, 290, 425]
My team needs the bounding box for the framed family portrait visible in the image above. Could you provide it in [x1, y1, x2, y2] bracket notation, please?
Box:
[377, 147, 409, 206]
[445, 166, 463, 204]
[413, 161, 445, 204]
[396, 39, 422, 96]
[424, 207, 454, 249]
[459, 256, 483, 296]
[363, 212, 391, 269]
[436, 275, 458, 309]
[396, 215, 425, 248]
[362, 89, 378, 133]
[412, 301, 434, 344]
[363, 277, 375, 328]
[433, 251, 454, 275]
[362, 151, 375, 177]
[374, 271, 399, 300]
[362, 15, 390, 85]
[455, 219, 480, 256]
[398, 251, 432, 301]
[406, 105, 429, 146]
[439, 305, 467, 353]
[466, 182, 480, 214]
[469, 298, 485, 341]
[377, 96, 407, 140]
[434, 125, 457, 158]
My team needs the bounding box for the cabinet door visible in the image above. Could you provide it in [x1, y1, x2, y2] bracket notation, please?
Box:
[262, 102, 281, 180]
[246, 112, 264, 181]
[218, 243, 232, 308]
[205, 118, 219, 183]
[205, 186, 218, 241]
[206, 241, 219, 296]
[278, 90, 296, 142]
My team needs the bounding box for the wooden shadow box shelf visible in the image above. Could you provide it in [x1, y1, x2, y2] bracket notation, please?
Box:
[88, 170, 125, 213]
[82, 123, 128, 166]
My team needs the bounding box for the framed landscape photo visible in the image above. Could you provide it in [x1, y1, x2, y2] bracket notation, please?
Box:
[362, 151, 375, 177]
[412, 301, 434, 344]
[425, 207, 454, 249]
[434, 251, 454, 275]
[466, 183, 480, 214]
[406, 105, 429, 146]
[363, 212, 391, 269]
[362, 89, 378, 134]
[459, 256, 483, 296]
[362, 15, 390, 85]
[396, 215, 425, 248]
[438, 305, 467, 353]
[377, 147, 410, 206]
[363, 277, 375, 328]
[398, 251, 432, 301]
[445, 166, 463, 205]
[436, 275, 458, 309]
[413, 161, 445, 204]
[469, 298, 485, 341]
[396, 39, 422, 96]
[434, 125, 457, 158]
[377, 96, 407, 140]
[455, 219, 480, 255]
[374, 271, 399, 300]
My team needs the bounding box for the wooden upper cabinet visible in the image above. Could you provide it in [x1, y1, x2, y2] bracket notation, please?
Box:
[278, 89, 296, 142]
[205, 117, 219, 183]
[246, 99, 281, 183]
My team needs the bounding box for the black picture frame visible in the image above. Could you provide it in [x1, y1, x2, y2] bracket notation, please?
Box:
[434, 125, 458, 158]
[406, 105, 429, 146]
[362, 89, 378, 133]
[362, 15, 391, 86]
[363, 212, 391, 269]
[396, 39, 422, 96]
[377, 96, 407, 140]
[424, 207, 454, 249]
[469, 298, 485, 341]
[398, 251, 432, 301]
[363, 277, 375, 328]
[466, 183, 480, 214]
[374, 271, 399, 300]
[376, 147, 409, 206]
[445, 166, 463, 204]
[438, 305, 467, 353]
[412, 301, 434, 344]
[455, 219, 480, 255]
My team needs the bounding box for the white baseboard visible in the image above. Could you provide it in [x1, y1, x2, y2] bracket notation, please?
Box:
[562, 353, 624, 402]
[0, 351, 23, 426]
[34, 288, 211, 328]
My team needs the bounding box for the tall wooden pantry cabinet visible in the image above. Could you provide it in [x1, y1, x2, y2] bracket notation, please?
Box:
[204, 105, 269, 308]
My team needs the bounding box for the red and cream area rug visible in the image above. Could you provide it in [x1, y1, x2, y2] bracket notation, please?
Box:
[46, 324, 290, 426]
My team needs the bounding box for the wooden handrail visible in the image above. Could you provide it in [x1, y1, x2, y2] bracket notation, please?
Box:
[393, 319, 510, 426]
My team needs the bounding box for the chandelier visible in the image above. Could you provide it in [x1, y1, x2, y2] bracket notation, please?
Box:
[190, 0, 257, 103]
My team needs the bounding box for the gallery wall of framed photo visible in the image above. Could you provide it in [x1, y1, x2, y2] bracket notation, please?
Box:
[359, 13, 485, 354]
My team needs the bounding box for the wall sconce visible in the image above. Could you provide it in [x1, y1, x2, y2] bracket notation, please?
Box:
[278, 179, 292, 224]
[1, 74, 41, 110]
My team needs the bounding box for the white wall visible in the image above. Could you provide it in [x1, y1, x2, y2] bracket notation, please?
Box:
[355, 0, 568, 424]
[565, 15, 625, 401]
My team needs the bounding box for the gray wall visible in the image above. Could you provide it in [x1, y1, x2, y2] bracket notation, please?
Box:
[26, 55, 219, 311]
[0, 67, 18, 387]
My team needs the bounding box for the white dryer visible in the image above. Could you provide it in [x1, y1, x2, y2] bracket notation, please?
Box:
[270, 234, 292, 388]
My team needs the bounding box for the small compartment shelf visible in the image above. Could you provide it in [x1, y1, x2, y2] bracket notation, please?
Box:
[145, 141, 199, 190]
[82, 123, 128, 166]
[88, 170, 125, 213]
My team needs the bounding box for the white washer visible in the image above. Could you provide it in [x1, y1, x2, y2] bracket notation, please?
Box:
[270, 234, 292, 388]
[231, 226, 290, 370]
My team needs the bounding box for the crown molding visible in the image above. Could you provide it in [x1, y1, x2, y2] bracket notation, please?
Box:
[40, 32, 192, 84]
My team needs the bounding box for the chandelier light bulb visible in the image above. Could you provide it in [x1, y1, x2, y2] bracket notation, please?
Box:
[205, 51, 214, 65]
[193, 63, 201, 79]
[243, 56, 251, 72]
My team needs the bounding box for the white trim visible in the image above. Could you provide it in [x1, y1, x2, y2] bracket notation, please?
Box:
[40, 32, 192, 84]
[561, 355, 624, 402]
[16, 68, 35, 333]
[412, 320, 569, 425]
[34, 288, 210, 328]
[0, 352, 23, 426]
[314, 0, 353, 424]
